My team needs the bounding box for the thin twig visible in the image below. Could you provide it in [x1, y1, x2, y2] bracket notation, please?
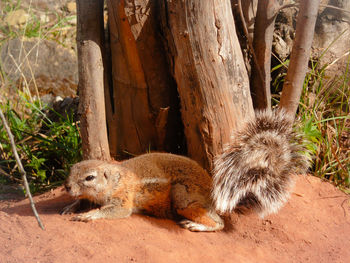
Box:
[341, 198, 349, 217]
[279, 2, 350, 14]
[0, 107, 45, 230]
[279, 3, 298, 12]
[317, 195, 349, 200]
[320, 4, 350, 14]
[0, 167, 22, 183]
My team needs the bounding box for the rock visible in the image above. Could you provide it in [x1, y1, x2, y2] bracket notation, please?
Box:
[313, 0, 350, 74]
[274, 5, 298, 61]
[39, 14, 50, 23]
[41, 94, 62, 107]
[46, 96, 79, 123]
[66, 2, 77, 13]
[0, 38, 78, 98]
[68, 16, 77, 25]
[24, 0, 68, 11]
[4, 9, 29, 26]
[274, 0, 350, 77]
[273, 34, 291, 61]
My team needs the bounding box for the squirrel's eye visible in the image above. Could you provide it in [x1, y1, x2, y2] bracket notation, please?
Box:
[85, 175, 95, 181]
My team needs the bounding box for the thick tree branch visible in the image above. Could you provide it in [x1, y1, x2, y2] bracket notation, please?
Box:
[250, 0, 280, 110]
[280, 0, 321, 116]
[76, 0, 111, 161]
[237, 0, 264, 93]
[236, 0, 257, 43]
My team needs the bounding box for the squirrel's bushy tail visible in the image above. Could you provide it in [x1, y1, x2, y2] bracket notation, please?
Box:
[212, 110, 311, 217]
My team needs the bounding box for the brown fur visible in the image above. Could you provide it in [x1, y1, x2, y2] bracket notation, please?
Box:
[62, 153, 224, 232]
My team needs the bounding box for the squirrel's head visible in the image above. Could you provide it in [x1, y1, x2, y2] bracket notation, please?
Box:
[65, 160, 121, 204]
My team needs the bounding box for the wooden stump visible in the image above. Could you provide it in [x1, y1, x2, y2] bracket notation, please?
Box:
[160, 0, 254, 170]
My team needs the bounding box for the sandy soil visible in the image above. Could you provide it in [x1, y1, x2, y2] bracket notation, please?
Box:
[0, 175, 349, 263]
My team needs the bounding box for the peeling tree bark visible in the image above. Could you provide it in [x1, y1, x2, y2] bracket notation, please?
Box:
[76, 0, 110, 161]
[160, 0, 254, 171]
[107, 0, 155, 157]
[107, 0, 183, 158]
[280, 0, 321, 116]
[250, 0, 280, 110]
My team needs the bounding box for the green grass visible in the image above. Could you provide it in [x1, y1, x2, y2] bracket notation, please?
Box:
[298, 57, 350, 189]
[0, 94, 82, 192]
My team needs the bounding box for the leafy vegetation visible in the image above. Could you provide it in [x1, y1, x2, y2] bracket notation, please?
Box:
[298, 57, 350, 190]
[0, 94, 81, 192]
[272, 52, 350, 191]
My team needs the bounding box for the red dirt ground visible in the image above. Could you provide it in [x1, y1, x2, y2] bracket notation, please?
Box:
[0, 175, 349, 263]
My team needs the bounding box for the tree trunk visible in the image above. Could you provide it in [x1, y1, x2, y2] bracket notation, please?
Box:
[160, 0, 254, 171]
[76, 0, 110, 161]
[280, 0, 321, 116]
[107, 0, 183, 159]
[250, 0, 280, 110]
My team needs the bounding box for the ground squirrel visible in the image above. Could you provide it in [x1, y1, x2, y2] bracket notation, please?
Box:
[62, 110, 310, 232]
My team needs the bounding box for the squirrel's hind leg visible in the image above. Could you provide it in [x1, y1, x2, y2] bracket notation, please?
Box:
[171, 183, 224, 232]
[176, 206, 224, 232]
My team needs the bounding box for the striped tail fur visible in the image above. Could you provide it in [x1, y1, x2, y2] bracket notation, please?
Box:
[212, 109, 311, 217]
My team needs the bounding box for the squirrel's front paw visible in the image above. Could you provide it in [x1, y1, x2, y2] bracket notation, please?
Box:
[60, 200, 81, 215]
[71, 213, 93, 222]
[70, 209, 101, 222]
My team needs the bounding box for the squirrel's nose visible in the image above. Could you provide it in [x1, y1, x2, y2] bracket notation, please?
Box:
[65, 184, 71, 192]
